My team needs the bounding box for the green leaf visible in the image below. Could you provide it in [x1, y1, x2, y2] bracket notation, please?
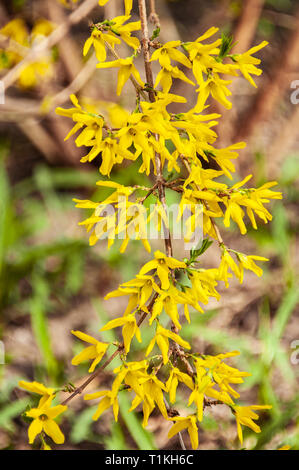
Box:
[104, 422, 127, 450]
[0, 398, 29, 432]
[217, 33, 235, 61]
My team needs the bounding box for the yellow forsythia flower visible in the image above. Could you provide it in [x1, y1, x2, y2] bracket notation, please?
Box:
[97, 57, 144, 95]
[84, 389, 119, 421]
[139, 250, 186, 290]
[26, 399, 67, 445]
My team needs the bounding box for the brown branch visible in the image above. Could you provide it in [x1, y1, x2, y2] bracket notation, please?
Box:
[103, 40, 148, 101]
[137, 0, 156, 102]
[59, 2, 224, 430]
[61, 347, 122, 405]
[61, 289, 161, 406]
[149, 0, 160, 30]
[234, 7, 299, 142]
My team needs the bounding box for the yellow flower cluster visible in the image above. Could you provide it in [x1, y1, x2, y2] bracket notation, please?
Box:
[19, 0, 280, 450]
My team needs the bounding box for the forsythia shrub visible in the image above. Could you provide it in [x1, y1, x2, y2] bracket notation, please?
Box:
[18, 0, 283, 450]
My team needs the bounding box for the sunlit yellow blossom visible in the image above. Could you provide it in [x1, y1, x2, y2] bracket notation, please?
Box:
[0, 21, 23, 71]
[223, 200, 247, 235]
[31, 19, 54, 40]
[95, 14, 140, 49]
[222, 179, 282, 234]
[116, 115, 149, 156]
[146, 324, 191, 364]
[56, 94, 104, 147]
[101, 314, 141, 353]
[18, 60, 53, 88]
[0, 19, 53, 88]
[111, 15, 140, 49]
[168, 415, 199, 450]
[204, 142, 247, 179]
[189, 269, 221, 305]
[233, 404, 272, 445]
[0, 18, 28, 47]
[83, 136, 135, 175]
[83, 28, 121, 62]
[26, 399, 67, 445]
[188, 376, 212, 421]
[194, 352, 251, 405]
[73, 182, 151, 250]
[71, 330, 109, 372]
